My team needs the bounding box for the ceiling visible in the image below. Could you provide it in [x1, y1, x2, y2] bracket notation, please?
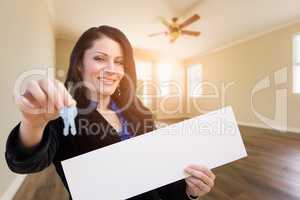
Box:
[51, 0, 300, 59]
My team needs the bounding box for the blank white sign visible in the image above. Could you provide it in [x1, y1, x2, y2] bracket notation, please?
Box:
[62, 106, 247, 200]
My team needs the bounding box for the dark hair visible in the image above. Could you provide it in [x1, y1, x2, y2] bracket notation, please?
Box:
[65, 25, 155, 135]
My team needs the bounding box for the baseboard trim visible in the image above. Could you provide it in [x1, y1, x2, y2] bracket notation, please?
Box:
[1, 175, 27, 200]
[238, 121, 300, 134]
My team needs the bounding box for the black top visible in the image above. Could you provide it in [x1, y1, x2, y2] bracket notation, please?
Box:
[5, 97, 190, 200]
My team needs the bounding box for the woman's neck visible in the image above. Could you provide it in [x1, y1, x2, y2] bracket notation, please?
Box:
[98, 95, 111, 111]
[87, 92, 111, 111]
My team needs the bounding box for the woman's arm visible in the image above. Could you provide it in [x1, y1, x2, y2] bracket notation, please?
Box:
[5, 118, 62, 174]
[6, 78, 76, 174]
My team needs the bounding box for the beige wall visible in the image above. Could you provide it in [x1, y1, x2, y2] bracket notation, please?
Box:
[184, 23, 300, 132]
[55, 38, 75, 82]
[0, 0, 55, 197]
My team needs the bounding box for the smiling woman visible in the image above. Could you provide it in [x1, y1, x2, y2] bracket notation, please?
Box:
[5, 25, 215, 200]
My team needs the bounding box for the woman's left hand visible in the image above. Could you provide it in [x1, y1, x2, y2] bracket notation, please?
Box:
[184, 165, 216, 198]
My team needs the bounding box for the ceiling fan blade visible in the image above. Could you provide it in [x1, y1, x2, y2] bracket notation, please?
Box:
[179, 14, 200, 29]
[158, 16, 171, 28]
[148, 31, 168, 37]
[181, 30, 201, 36]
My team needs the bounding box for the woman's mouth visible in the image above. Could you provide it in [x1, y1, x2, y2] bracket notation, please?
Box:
[97, 77, 116, 84]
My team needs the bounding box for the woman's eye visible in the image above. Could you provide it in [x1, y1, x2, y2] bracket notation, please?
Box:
[115, 60, 124, 65]
[94, 57, 105, 62]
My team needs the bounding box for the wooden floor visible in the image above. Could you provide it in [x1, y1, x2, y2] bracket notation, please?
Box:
[202, 126, 300, 200]
[14, 125, 300, 200]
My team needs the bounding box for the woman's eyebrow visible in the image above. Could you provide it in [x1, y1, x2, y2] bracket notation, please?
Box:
[115, 56, 124, 60]
[94, 50, 108, 56]
[94, 50, 123, 59]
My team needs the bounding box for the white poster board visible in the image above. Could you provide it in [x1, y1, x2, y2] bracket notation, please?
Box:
[62, 106, 247, 200]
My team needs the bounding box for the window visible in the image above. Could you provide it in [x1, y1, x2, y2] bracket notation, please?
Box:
[187, 64, 203, 97]
[157, 63, 172, 96]
[293, 34, 300, 94]
[135, 60, 152, 106]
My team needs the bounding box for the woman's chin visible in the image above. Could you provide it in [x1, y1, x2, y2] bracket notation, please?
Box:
[96, 88, 116, 96]
[94, 82, 118, 96]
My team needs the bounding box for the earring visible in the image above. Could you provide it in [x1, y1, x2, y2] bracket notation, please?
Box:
[117, 86, 121, 96]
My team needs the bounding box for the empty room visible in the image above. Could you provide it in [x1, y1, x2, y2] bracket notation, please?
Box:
[1, 0, 300, 200]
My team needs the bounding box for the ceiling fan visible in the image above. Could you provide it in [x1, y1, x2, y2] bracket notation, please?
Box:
[149, 14, 201, 43]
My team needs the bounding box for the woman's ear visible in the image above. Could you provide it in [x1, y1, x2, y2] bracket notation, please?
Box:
[77, 65, 84, 75]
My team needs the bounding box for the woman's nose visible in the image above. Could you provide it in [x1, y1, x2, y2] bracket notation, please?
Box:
[104, 61, 116, 72]
[104, 59, 116, 72]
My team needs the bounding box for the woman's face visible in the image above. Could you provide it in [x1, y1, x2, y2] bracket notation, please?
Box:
[81, 36, 125, 97]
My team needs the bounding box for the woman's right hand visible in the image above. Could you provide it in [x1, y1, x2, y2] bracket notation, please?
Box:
[15, 78, 76, 147]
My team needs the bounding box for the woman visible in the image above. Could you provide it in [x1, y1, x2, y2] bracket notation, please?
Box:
[5, 26, 215, 200]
